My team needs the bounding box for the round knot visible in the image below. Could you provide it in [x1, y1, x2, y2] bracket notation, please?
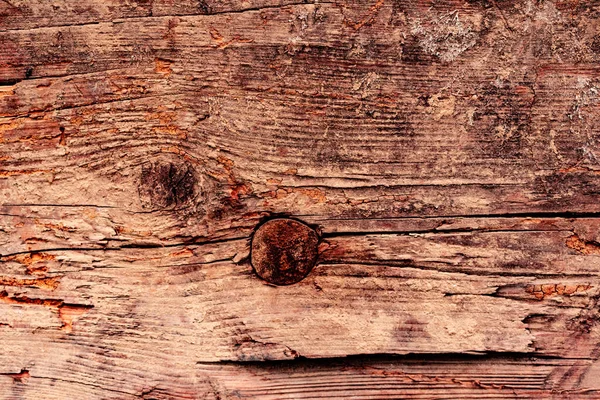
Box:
[251, 218, 319, 285]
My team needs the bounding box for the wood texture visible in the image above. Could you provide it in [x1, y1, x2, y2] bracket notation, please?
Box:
[2, 0, 600, 398]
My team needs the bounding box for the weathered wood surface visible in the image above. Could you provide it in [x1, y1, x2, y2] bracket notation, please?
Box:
[2, 0, 600, 398]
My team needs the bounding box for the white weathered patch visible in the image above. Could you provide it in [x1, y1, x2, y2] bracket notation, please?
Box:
[411, 11, 478, 62]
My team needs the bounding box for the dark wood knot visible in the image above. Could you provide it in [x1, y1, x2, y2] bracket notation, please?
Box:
[138, 159, 199, 211]
[250, 218, 319, 285]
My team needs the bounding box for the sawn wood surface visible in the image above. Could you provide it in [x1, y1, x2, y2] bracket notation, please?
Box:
[1, 0, 600, 398]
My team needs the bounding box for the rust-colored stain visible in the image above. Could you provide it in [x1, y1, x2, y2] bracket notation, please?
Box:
[216, 155, 235, 181]
[209, 27, 224, 41]
[154, 58, 173, 77]
[230, 183, 253, 203]
[40, 221, 76, 232]
[25, 264, 48, 275]
[266, 188, 327, 204]
[0, 291, 93, 332]
[3, 252, 56, 275]
[0, 276, 60, 290]
[169, 248, 194, 258]
[213, 155, 253, 208]
[3, 369, 30, 383]
[59, 305, 92, 334]
[566, 234, 600, 255]
[5, 252, 56, 264]
[526, 284, 592, 300]
[145, 109, 187, 139]
[4, 252, 56, 275]
[0, 290, 64, 307]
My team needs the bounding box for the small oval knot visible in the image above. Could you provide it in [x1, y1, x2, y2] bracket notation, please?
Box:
[251, 218, 319, 285]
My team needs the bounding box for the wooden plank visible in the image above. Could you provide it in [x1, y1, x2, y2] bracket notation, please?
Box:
[2, 0, 600, 398]
[194, 356, 600, 399]
[1, 223, 599, 361]
[0, 0, 320, 32]
[1, 355, 594, 399]
[1, 5, 600, 226]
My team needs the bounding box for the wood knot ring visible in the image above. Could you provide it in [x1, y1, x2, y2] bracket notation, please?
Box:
[251, 218, 319, 285]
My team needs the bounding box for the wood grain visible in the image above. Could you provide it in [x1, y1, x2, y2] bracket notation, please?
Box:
[2, 0, 600, 398]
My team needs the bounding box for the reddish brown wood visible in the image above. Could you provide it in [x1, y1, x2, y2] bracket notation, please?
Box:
[1, 0, 600, 398]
